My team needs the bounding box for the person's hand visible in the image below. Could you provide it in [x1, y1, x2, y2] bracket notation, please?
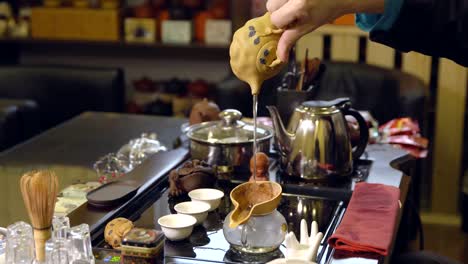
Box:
[266, 0, 385, 61]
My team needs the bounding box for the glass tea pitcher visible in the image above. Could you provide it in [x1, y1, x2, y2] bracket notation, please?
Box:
[223, 209, 287, 254]
[222, 181, 287, 254]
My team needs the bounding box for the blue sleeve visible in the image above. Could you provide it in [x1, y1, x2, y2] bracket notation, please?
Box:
[355, 0, 404, 32]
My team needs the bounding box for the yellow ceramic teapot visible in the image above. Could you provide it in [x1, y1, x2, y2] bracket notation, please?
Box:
[230, 12, 285, 95]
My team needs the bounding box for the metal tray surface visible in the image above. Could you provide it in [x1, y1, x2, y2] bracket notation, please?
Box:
[96, 181, 345, 264]
[94, 158, 377, 263]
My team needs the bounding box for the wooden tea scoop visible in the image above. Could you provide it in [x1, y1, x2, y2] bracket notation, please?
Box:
[230, 12, 286, 95]
[306, 58, 322, 81]
[304, 58, 324, 92]
[295, 48, 308, 91]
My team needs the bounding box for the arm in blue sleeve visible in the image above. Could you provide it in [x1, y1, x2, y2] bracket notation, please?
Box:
[355, 0, 404, 32]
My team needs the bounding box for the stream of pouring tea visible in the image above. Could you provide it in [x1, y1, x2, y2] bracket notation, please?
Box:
[252, 94, 258, 182]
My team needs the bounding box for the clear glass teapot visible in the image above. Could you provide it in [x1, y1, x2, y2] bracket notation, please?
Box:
[223, 209, 287, 254]
[222, 181, 287, 254]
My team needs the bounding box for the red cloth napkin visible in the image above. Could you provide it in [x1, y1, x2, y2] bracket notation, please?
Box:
[328, 182, 400, 256]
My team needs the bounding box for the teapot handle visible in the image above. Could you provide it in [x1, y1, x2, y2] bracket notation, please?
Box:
[240, 218, 254, 248]
[342, 108, 369, 160]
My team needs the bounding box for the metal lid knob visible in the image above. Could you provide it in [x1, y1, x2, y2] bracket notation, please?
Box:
[219, 109, 243, 126]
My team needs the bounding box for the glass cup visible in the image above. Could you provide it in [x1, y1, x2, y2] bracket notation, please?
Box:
[93, 153, 132, 184]
[5, 221, 35, 264]
[45, 238, 55, 262]
[68, 224, 94, 264]
[118, 133, 167, 166]
[45, 238, 71, 264]
[0, 227, 7, 262]
[52, 216, 70, 240]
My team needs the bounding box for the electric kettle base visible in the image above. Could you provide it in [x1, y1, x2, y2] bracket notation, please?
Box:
[276, 159, 372, 187]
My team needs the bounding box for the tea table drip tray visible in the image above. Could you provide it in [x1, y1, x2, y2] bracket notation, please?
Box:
[96, 179, 346, 264]
[94, 144, 410, 264]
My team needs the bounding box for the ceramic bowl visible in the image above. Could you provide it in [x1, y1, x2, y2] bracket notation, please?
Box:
[157, 214, 196, 241]
[174, 201, 210, 225]
[188, 188, 224, 211]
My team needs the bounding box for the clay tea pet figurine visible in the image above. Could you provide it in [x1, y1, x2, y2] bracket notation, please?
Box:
[249, 152, 270, 182]
[169, 160, 217, 197]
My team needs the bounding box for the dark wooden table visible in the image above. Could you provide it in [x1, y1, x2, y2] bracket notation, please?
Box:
[0, 112, 187, 234]
[0, 112, 412, 264]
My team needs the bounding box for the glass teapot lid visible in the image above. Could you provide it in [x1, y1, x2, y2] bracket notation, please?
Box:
[186, 109, 272, 144]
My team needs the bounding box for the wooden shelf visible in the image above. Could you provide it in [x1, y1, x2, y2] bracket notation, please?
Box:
[0, 37, 230, 60]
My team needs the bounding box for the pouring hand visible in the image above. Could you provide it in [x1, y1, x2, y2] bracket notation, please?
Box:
[284, 220, 323, 262]
[266, 0, 385, 62]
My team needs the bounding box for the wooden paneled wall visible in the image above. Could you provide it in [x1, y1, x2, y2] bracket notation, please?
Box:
[297, 25, 468, 215]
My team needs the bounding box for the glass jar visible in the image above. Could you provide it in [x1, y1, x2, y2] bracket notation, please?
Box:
[223, 209, 287, 254]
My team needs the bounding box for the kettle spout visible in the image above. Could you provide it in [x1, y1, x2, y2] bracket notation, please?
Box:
[266, 106, 293, 155]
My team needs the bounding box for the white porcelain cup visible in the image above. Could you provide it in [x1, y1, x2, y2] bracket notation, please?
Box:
[157, 214, 196, 241]
[188, 188, 224, 212]
[174, 201, 210, 225]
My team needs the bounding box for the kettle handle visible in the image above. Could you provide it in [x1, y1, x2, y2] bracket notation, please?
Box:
[342, 108, 369, 160]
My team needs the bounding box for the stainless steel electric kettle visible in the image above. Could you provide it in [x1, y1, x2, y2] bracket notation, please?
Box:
[267, 98, 369, 180]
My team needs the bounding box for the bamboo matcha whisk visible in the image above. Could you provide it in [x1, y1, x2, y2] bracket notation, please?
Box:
[20, 170, 58, 262]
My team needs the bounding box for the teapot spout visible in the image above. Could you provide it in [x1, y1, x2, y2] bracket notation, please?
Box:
[266, 106, 293, 155]
[229, 204, 252, 228]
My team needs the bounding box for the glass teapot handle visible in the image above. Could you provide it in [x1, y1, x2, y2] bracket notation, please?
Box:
[342, 108, 369, 160]
[240, 218, 254, 248]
